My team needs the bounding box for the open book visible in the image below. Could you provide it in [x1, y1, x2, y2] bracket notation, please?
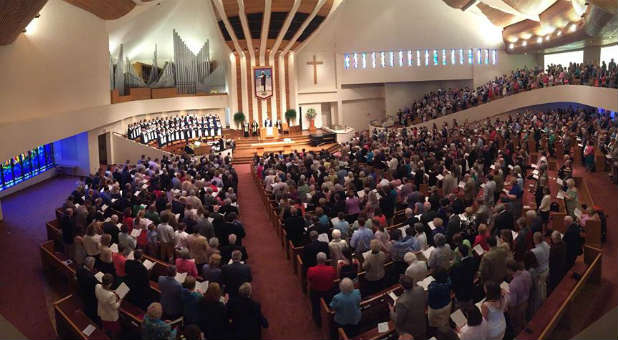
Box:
[115, 282, 130, 299]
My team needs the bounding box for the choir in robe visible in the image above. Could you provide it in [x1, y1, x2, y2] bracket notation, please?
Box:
[127, 114, 223, 147]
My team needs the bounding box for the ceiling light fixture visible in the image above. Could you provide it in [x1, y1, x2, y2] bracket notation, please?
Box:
[545, 35, 550, 41]
[522, 41, 527, 47]
[508, 43, 514, 49]
[537, 37, 543, 44]
[569, 23, 577, 32]
[557, 31, 562, 37]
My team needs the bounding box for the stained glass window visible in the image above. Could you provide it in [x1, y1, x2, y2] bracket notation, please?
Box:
[344, 54, 351, 69]
[380, 51, 386, 68]
[399, 51, 404, 67]
[407, 50, 413, 66]
[477, 49, 482, 64]
[484, 49, 489, 65]
[442, 49, 447, 65]
[0, 143, 54, 191]
[388, 51, 394, 67]
[468, 49, 473, 64]
[492, 49, 497, 64]
[416, 50, 421, 66]
[371, 52, 376, 68]
[451, 49, 456, 65]
[459, 49, 464, 65]
[353, 53, 358, 69]
[425, 50, 429, 66]
[433, 50, 438, 66]
[361, 53, 367, 68]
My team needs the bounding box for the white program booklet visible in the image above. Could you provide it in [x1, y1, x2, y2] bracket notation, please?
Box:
[317, 233, 330, 243]
[418, 276, 435, 290]
[450, 309, 467, 328]
[142, 259, 155, 271]
[115, 282, 130, 299]
[500, 281, 510, 293]
[473, 244, 485, 256]
[377, 322, 390, 333]
[109, 243, 119, 253]
[94, 272, 104, 283]
[175, 272, 188, 284]
[422, 246, 435, 260]
[82, 324, 96, 337]
[427, 221, 436, 230]
[130, 229, 142, 238]
[196, 280, 209, 294]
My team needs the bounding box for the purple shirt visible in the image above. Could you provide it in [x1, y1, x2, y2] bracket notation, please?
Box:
[346, 197, 361, 215]
[508, 270, 531, 307]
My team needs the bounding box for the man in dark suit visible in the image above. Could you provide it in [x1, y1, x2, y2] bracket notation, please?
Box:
[60, 208, 75, 257]
[284, 207, 306, 246]
[302, 231, 329, 269]
[222, 250, 252, 296]
[102, 214, 120, 244]
[124, 249, 151, 309]
[218, 213, 246, 246]
[227, 282, 268, 339]
[493, 204, 514, 236]
[76, 256, 98, 321]
[220, 234, 249, 265]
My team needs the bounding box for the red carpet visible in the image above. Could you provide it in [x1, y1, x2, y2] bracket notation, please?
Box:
[235, 164, 323, 339]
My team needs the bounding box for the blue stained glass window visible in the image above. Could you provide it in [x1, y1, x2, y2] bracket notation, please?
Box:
[492, 49, 497, 64]
[433, 50, 438, 66]
[425, 50, 429, 66]
[371, 52, 376, 68]
[459, 49, 464, 64]
[416, 50, 421, 66]
[399, 51, 404, 67]
[0, 143, 54, 192]
[468, 49, 473, 64]
[388, 51, 394, 67]
[344, 54, 351, 69]
[477, 49, 482, 64]
[451, 49, 456, 65]
[442, 49, 447, 65]
[353, 53, 358, 69]
[380, 52, 386, 67]
[361, 53, 367, 69]
[484, 49, 489, 65]
[407, 50, 412, 66]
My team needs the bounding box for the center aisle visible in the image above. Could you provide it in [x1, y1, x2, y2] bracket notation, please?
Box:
[234, 164, 323, 339]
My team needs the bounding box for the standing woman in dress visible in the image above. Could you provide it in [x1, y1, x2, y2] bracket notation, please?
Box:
[481, 281, 508, 340]
[564, 178, 579, 218]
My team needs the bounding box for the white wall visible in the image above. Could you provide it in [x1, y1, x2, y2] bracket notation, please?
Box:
[111, 133, 173, 167]
[0, 0, 110, 125]
[53, 132, 91, 176]
[342, 98, 386, 132]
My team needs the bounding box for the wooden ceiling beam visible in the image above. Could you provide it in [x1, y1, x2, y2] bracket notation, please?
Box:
[0, 0, 47, 45]
[63, 0, 135, 20]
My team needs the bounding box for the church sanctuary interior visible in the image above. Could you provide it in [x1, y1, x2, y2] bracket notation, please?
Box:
[2, 0, 618, 339]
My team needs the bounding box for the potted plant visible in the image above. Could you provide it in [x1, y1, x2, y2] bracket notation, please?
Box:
[285, 109, 297, 126]
[305, 108, 317, 131]
[233, 111, 245, 129]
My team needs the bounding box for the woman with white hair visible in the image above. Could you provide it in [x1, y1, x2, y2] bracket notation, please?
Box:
[362, 239, 386, 295]
[329, 229, 348, 261]
[329, 278, 361, 336]
[404, 252, 427, 280]
[141, 302, 177, 340]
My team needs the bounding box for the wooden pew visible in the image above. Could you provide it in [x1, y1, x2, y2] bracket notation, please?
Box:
[40, 240, 78, 292]
[572, 177, 602, 247]
[516, 246, 603, 340]
[320, 284, 402, 339]
[54, 294, 110, 340]
[338, 321, 397, 340]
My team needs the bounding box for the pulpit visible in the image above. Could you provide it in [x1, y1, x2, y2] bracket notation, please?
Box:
[260, 127, 279, 140]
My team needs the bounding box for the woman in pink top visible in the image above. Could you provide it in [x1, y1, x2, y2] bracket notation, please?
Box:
[175, 248, 199, 278]
[345, 191, 361, 222]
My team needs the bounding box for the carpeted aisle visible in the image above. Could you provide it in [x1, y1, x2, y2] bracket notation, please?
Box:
[234, 164, 323, 339]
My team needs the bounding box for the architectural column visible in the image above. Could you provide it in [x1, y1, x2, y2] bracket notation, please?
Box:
[583, 46, 601, 66]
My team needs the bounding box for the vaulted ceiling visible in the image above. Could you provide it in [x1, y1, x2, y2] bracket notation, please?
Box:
[442, 0, 618, 53]
[0, 0, 48, 45]
[212, 0, 339, 57]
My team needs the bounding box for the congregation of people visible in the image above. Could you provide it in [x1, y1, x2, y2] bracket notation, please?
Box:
[396, 61, 618, 124]
[253, 105, 615, 339]
[127, 114, 223, 147]
[60, 152, 269, 339]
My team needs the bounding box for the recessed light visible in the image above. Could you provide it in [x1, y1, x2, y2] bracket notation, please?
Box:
[508, 43, 514, 49]
[522, 41, 527, 47]
[537, 37, 543, 44]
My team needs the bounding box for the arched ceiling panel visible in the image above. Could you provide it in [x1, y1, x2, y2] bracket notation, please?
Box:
[63, 0, 135, 20]
[0, 0, 47, 45]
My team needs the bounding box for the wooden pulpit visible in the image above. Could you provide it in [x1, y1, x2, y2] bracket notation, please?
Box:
[260, 127, 279, 140]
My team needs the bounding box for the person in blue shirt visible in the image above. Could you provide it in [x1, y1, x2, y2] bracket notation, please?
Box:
[181, 276, 203, 326]
[350, 222, 374, 253]
[427, 268, 452, 331]
[329, 278, 361, 337]
[390, 229, 420, 263]
[158, 266, 183, 319]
